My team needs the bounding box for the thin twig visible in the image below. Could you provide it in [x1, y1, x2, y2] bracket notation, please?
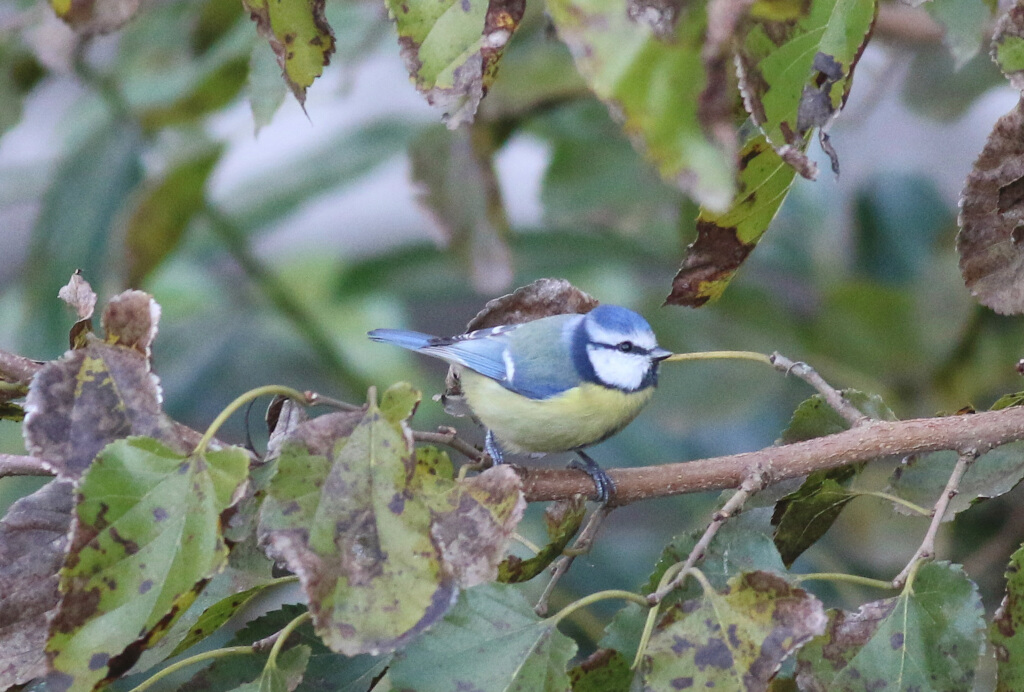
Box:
[891, 449, 978, 589]
[534, 505, 612, 616]
[0, 349, 42, 384]
[305, 391, 362, 412]
[0, 454, 54, 478]
[413, 426, 485, 462]
[770, 352, 868, 427]
[647, 471, 766, 605]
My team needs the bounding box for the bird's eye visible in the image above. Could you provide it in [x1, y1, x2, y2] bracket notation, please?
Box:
[617, 341, 634, 353]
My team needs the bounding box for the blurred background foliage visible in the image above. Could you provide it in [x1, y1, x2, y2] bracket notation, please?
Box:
[1, 0, 1022, 659]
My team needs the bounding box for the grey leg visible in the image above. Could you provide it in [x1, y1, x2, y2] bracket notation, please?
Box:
[484, 430, 505, 465]
[569, 450, 614, 503]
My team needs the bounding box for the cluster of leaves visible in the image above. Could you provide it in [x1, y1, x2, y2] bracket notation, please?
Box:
[4, 277, 1024, 691]
[29, 0, 1004, 310]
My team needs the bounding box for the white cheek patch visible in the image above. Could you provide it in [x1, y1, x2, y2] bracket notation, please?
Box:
[587, 346, 649, 391]
[585, 322, 657, 351]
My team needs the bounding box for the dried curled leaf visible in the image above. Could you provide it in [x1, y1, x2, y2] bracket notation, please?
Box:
[466, 277, 598, 330]
[958, 99, 1024, 314]
[58, 272, 96, 322]
[387, 0, 525, 127]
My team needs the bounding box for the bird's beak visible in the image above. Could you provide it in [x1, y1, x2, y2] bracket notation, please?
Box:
[651, 347, 674, 362]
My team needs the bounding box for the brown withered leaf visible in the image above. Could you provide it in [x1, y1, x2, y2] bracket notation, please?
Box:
[465, 278, 598, 331]
[101, 290, 160, 358]
[59, 271, 96, 350]
[49, 0, 140, 35]
[57, 271, 96, 322]
[0, 480, 74, 689]
[22, 341, 172, 479]
[958, 99, 1024, 314]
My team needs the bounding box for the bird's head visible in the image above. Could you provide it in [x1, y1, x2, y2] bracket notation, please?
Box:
[573, 305, 672, 392]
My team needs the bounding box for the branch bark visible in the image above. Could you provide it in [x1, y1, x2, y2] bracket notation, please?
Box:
[519, 407, 1024, 505]
[0, 454, 54, 479]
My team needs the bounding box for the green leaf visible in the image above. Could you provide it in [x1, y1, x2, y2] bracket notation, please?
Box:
[133, 537, 277, 669]
[180, 604, 390, 692]
[124, 146, 222, 287]
[888, 442, 1024, 519]
[641, 571, 826, 690]
[233, 645, 311, 692]
[772, 475, 855, 568]
[737, 0, 876, 178]
[20, 120, 143, 359]
[498, 496, 585, 583]
[547, 0, 735, 211]
[257, 385, 524, 655]
[667, 133, 797, 306]
[137, 56, 249, 130]
[644, 510, 786, 606]
[771, 390, 895, 566]
[992, 391, 1024, 411]
[992, 543, 1024, 691]
[409, 125, 513, 293]
[385, 0, 524, 126]
[242, 0, 334, 103]
[568, 649, 634, 691]
[0, 481, 74, 690]
[796, 562, 984, 691]
[389, 583, 577, 691]
[248, 42, 289, 133]
[781, 390, 895, 444]
[45, 437, 250, 692]
[994, 7, 1024, 91]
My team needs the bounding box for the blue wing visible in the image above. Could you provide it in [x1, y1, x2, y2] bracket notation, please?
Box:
[368, 327, 511, 384]
[369, 316, 582, 400]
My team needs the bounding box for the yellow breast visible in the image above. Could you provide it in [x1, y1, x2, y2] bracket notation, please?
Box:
[458, 370, 655, 454]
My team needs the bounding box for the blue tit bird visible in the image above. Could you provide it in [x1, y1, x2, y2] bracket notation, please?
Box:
[368, 304, 672, 501]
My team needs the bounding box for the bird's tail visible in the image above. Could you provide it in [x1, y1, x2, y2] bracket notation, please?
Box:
[367, 329, 436, 352]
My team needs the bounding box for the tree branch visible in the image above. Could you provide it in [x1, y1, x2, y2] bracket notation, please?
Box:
[0, 454, 55, 479]
[519, 407, 1024, 505]
[0, 349, 42, 385]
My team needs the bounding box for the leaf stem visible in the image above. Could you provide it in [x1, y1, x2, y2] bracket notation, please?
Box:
[126, 646, 255, 692]
[266, 610, 312, 669]
[663, 350, 773, 366]
[794, 572, 897, 590]
[852, 490, 930, 517]
[545, 589, 649, 627]
[195, 384, 309, 455]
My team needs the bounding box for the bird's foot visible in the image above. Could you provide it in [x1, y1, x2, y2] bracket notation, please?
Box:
[484, 430, 504, 467]
[570, 451, 615, 504]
